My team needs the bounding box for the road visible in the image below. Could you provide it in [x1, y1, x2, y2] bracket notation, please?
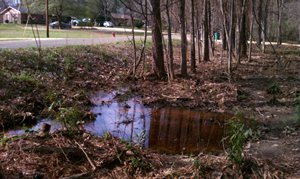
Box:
[0, 36, 146, 50]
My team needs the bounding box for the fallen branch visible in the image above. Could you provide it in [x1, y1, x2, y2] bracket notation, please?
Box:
[74, 140, 96, 171]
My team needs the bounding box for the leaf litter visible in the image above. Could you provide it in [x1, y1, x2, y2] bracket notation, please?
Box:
[0, 42, 300, 178]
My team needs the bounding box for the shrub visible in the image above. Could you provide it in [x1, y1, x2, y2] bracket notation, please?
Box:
[134, 20, 144, 29]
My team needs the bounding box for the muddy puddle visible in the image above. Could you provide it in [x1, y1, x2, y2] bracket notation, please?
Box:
[7, 91, 233, 155]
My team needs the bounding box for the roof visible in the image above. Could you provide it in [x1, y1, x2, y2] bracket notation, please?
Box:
[0, 6, 41, 15]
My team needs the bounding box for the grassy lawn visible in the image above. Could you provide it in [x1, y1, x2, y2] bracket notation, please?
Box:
[0, 23, 148, 39]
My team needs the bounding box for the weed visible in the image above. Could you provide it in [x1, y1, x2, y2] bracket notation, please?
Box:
[0, 137, 8, 146]
[23, 124, 39, 134]
[221, 108, 254, 166]
[54, 106, 82, 136]
[129, 157, 141, 168]
[120, 138, 126, 144]
[116, 153, 122, 163]
[126, 142, 132, 151]
[134, 129, 146, 148]
[192, 159, 200, 167]
[282, 119, 295, 132]
[267, 81, 281, 94]
[102, 130, 110, 141]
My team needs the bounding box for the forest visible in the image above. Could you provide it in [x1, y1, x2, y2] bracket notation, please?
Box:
[0, 0, 300, 178]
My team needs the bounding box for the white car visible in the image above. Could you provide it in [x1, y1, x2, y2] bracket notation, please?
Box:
[103, 21, 114, 27]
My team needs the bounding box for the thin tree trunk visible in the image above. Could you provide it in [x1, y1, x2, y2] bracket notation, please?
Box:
[180, 0, 187, 76]
[257, 0, 262, 45]
[166, 0, 174, 80]
[262, 0, 269, 53]
[203, 0, 209, 62]
[130, 11, 137, 76]
[228, 0, 234, 75]
[237, 0, 246, 64]
[277, 0, 283, 45]
[248, 8, 254, 62]
[191, 0, 196, 72]
[222, 26, 226, 51]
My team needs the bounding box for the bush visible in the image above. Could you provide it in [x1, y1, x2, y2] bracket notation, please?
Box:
[134, 20, 144, 29]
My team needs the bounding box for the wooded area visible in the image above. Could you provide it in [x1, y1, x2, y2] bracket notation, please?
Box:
[124, 0, 300, 79]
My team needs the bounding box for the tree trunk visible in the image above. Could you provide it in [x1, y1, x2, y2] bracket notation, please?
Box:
[228, 0, 234, 75]
[257, 0, 263, 45]
[180, 0, 187, 76]
[203, 0, 209, 62]
[190, 0, 196, 73]
[222, 26, 226, 51]
[150, 0, 166, 77]
[262, 0, 269, 53]
[130, 10, 137, 76]
[237, 0, 246, 63]
[277, 0, 283, 45]
[248, 7, 254, 62]
[166, 0, 174, 80]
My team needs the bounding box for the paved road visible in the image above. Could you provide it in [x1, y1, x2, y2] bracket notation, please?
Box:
[0, 37, 146, 50]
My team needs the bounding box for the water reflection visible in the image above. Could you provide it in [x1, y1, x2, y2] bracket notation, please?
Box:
[89, 91, 233, 155]
[7, 91, 233, 155]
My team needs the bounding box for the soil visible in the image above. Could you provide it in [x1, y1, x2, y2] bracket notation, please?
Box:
[0, 41, 300, 178]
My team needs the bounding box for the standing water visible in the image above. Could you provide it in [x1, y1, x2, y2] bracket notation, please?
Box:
[8, 91, 233, 155]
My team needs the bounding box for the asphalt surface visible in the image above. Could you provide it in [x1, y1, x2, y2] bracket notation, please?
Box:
[0, 37, 145, 50]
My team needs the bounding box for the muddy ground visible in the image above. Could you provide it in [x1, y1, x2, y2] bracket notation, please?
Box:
[0, 41, 300, 178]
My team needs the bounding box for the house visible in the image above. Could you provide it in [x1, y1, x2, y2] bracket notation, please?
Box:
[0, 6, 45, 24]
[110, 13, 142, 27]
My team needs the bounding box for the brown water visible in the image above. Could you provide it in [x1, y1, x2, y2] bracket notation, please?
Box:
[8, 91, 233, 155]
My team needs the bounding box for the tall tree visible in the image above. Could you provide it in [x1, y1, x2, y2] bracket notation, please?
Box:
[150, 0, 166, 77]
[180, 0, 187, 76]
[257, 0, 263, 45]
[203, 0, 209, 62]
[165, 0, 174, 80]
[276, 0, 284, 45]
[262, 0, 269, 53]
[190, 0, 196, 73]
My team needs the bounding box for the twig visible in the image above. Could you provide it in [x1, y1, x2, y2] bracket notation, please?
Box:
[74, 140, 96, 171]
[256, 108, 264, 117]
[52, 135, 70, 163]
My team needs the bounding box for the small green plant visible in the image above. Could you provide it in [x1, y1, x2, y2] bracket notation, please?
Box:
[267, 81, 281, 94]
[192, 159, 200, 167]
[129, 157, 141, 168]
[23, 124, 39, 134]
[221, 108, 254, 166]
[116, 153, 122, 163]
[282, 119, 295, 132]
[120, 138, 126, 144]
[126, 142, 132, 151]
[103, 130, 110, 141]
[134, 129, 146, 148]
[0, 137, 8, 146]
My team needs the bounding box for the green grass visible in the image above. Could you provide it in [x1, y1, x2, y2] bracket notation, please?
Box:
[0, 23, 148, 39]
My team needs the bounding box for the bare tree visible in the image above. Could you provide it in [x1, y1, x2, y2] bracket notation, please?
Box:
[190, 0, 196, 73]
[203, 0, 209, 62]
[150, 0, 166, 77]
[276, 0, 284, 45]
[180, 0, 187, 76]
[262, 0, 269, 53]
[164, 0, 174, 80]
